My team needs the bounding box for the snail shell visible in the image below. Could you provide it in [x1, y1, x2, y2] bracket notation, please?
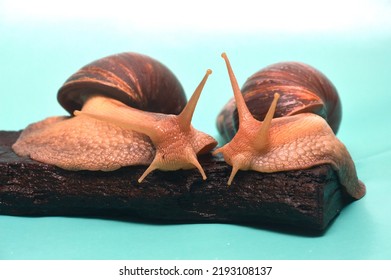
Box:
[217, 62, 342, 141]
[13, 52, 217, 182]
[58, 52, 187, 115]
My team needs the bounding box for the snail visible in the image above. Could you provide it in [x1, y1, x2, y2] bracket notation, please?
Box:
[214, 53, 366, 200]
[12, 52, 217, 182]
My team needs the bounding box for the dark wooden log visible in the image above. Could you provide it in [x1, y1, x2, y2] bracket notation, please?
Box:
[0, 131, 352, 233]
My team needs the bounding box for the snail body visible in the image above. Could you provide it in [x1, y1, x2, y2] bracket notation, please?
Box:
[215, 53, 365, 200]
[12, 52, 217, 182]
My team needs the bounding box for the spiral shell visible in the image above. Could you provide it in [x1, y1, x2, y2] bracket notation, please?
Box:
[57, 52, 187, 115]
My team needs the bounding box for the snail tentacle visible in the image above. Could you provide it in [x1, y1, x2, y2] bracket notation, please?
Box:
[254, 93, 279, 151]
[178, 69, 212, 130]
[221, 53, 252, 121]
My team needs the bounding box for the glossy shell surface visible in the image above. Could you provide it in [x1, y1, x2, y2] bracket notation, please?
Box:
[57, 52, 187, 115]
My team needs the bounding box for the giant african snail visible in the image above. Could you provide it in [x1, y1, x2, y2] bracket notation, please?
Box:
[215, 53, 366, 200]
[12, 52, 217, 182]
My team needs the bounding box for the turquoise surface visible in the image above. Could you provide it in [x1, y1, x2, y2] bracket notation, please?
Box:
[1, 1, 391, 259]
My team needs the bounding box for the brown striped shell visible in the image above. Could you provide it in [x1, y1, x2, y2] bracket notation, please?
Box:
[217, 62, 342, 141]
[57, 52, 187, 115]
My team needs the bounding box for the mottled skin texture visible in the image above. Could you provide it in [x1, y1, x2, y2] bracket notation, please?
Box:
[13, 70, 217, 182]
[13, 115, 155, 171]
[214, 53, 365, 200]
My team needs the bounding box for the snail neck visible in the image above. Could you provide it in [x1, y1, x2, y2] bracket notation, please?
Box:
[78, 94, 113, 114]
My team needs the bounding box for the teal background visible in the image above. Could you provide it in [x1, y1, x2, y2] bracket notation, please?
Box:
[1, 0, 390, 259]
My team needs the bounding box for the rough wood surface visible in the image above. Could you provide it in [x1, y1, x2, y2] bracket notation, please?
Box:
[0, 131, 352, 233]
